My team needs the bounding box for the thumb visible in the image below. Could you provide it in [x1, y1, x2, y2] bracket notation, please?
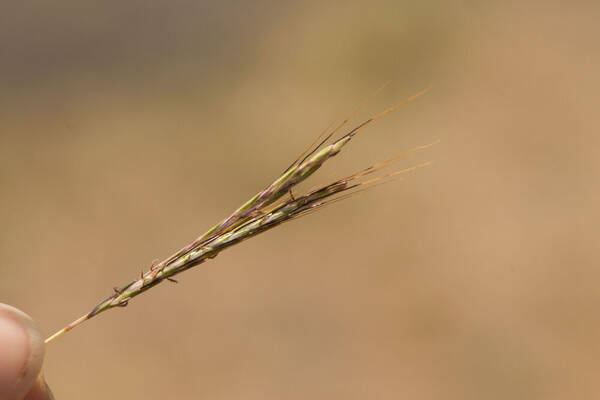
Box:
[0, 304, 54, 400]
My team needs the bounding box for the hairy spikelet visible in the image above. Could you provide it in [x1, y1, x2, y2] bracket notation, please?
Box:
[45, 88, 434, 344]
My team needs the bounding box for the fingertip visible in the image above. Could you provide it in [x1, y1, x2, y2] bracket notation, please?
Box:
[0, 304, 45, 400]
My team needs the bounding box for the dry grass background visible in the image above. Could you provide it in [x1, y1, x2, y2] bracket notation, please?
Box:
[1, 1, 599, 399]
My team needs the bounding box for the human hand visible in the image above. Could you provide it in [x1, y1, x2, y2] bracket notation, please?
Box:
[0, 304, 54, 400]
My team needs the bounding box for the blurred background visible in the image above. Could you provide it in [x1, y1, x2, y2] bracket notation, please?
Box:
[1, 1, 599, 399]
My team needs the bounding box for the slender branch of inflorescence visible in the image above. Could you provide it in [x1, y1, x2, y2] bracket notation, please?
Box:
[45, 88, 434, 344]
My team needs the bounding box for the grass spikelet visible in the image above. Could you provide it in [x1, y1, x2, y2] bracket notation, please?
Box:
[45, 88, 434, 344]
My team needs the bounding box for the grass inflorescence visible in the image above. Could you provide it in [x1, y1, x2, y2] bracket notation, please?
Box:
[45, 86, 435, 344]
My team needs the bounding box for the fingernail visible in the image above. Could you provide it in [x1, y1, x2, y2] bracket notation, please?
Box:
[46, 381, 56, 400]
[23, 374, 56, 400]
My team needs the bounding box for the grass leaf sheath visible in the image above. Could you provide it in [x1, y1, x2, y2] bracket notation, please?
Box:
[45, 88, 434, 344]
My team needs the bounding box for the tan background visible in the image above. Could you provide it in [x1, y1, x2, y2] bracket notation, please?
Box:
[1, 1, 599, 399]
